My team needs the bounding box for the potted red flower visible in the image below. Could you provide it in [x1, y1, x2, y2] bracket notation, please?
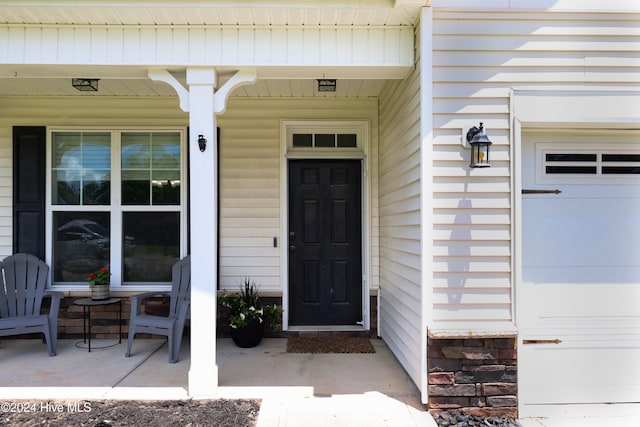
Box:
[88, 267, 111, 300]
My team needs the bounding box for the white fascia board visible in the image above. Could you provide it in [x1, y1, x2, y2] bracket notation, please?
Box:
[431, 0, 640, 12]
[0, 25, 414, 79]
[0, 0, 397, 7]
[394, 0, 431, 7]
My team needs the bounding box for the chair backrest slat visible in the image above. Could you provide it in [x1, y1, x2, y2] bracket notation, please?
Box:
[169, 255, 190, 318]
[0, 253, 49, 319]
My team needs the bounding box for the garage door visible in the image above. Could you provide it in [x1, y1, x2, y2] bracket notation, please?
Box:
[519, 133, 640, 408]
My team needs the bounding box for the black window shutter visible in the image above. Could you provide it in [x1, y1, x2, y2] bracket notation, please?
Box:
[13, 126, 46, 259]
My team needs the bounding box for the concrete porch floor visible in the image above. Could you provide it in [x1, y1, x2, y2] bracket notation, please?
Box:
[0, 337, 435, 426]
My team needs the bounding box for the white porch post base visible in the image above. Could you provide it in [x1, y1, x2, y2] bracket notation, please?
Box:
[188, 364, 219, 398]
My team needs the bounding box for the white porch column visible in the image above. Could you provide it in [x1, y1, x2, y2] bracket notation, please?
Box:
[186, 67, 218, 398]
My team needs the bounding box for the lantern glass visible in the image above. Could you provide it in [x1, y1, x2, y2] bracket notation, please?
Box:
[470, 142, 491, 168]
[466, 122, 492, 168]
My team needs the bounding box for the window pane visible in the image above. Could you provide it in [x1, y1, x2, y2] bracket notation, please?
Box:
[337, 134, 357, 148]
[546, 166, 597, 174]
[123, 212, 180, 283]
[152, 170, 181, 205]
[152, 133, 181, 169]
[315, 134, 335, 147]
[53, 170, 80, 204]
[52, 132, 111, 205]
[603, 167, 640, 174]
[122, 132, 180, 205]
[293, 134, 312, 147]
[53, 212, 110, 282]
[83, 169, 110, 205]
[603, 154, 640, 162]
[122, 170, 151, 205]
[545, 153, 596, 162]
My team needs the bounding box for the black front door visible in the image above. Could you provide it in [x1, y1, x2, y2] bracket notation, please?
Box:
[288, 160, 362, 325]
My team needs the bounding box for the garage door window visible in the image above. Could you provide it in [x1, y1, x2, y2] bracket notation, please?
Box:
[543, 149, 640, 176]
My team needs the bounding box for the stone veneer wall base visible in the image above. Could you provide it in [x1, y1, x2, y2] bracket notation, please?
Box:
[428, 337, 518, 419]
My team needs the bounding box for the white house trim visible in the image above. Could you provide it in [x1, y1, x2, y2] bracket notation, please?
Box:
[419, 6, 433, 405]
[148, 69, 191, 112]
[431, 0, 640, 12]
[0, 24, 414, 80]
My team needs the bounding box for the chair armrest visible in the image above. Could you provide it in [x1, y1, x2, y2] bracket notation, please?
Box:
[43, 290, 64, 301]
[43, 291, 64, 319]
[177, 299, 190, 322]
[129, 291, 171, 318]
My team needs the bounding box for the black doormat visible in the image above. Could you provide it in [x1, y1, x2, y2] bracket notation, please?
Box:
[286, 336, 375, 354]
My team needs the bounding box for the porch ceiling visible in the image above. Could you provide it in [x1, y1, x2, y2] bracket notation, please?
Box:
[0, 2, 421, 98]
[0, 75, 389, 98]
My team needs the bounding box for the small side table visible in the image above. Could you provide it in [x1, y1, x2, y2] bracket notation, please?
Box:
[74, 297, 122, 352]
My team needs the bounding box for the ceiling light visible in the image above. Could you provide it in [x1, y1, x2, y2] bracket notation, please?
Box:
[72, 78, 99, 92]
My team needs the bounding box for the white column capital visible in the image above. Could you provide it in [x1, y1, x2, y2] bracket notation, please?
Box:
[186, 67, 217, 87]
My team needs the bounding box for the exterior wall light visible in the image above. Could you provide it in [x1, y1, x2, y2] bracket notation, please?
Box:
[317, 79, 336, 92]
[71, 78, 99, 92]
[198, 134, 207, 152]
[466, 122, 492, 168]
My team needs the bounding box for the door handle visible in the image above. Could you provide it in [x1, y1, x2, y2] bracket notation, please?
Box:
[522, 189, 562, 194]
[289, 245, 296, 252]
[523, 339, 562, 345]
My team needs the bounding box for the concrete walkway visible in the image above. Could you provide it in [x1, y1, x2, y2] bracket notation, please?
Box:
[1, 338, 637, 426]
[0, 337, 435, 426]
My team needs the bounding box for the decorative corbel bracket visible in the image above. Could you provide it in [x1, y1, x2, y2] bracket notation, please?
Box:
[148, 68, 190, 112]
[213, 70, 257, 114]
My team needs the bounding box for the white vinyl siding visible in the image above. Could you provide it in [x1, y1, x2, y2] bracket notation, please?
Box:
[0, 96, 379, 294]
[218, 97, 378, 292]
[378, 22, 423, 392]
[431, 10, 640, 325]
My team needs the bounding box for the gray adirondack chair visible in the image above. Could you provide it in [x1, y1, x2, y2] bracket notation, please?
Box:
[0, 253, 63, 356]
[125, 255, 190, 363]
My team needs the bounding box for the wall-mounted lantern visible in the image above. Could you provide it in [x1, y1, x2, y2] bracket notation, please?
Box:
[198, 134, 207, 152]
[465, 122, 492, 168]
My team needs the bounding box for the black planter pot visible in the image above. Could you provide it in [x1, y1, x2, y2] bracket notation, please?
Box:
[231, 320, 264, 348]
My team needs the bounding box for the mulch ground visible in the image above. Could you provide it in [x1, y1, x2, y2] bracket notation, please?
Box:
[286, 336, 375, 354]
[0, 399, 259, 427]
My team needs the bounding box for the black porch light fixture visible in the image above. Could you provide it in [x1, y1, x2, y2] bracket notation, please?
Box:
[466, 122, 492, 168]
[71, 78, 99, 92]
[198, 134, 207, 152]
[317, 79, 336, 92]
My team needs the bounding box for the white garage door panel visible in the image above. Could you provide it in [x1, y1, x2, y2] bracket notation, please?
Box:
[523, 197, 640, 271]
[520, 344, 640, 404]
[519, 278, 640, 321]
[520, 136, 640, 408]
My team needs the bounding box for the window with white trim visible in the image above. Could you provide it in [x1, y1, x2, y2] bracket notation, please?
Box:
[284, 121, 367, 158]
[49, 129, 187, 287]
[544, 151, 640, 176]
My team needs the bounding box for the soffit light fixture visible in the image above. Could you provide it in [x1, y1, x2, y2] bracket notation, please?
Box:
[72, 78, 99, 92]
[465, 122, 493, 168]
[317, 79, 336, 92]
